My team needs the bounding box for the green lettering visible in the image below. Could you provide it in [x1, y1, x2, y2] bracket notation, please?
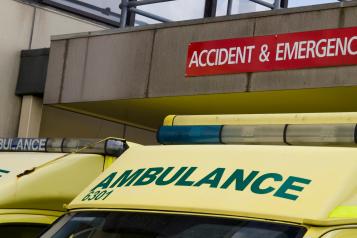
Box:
[175, 167, 197, 186]
[220, 169, 259, 191]
[0, 169, 9, 174]
[274, 176, 311, 201]
[102, 190, 113, 200]
[134, 167, 164, 186]
[251, 173, 283, 194]
[156, 167, 188, 186]
[91, 172, 117, 191]
[110, 169, 145, 188]
[194, 168, 225, 188]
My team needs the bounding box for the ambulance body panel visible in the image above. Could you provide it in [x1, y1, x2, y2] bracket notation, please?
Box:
[39, 113, 357, 237]
[39, 143, 357, 237]
[0, 209, 61, 224]
[68, 145, 357, 226]
[0, 152, 105, 211]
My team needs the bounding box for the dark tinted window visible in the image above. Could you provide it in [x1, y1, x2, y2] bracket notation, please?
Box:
[0, 224, 48, 238]
[41, 212, 306, 238]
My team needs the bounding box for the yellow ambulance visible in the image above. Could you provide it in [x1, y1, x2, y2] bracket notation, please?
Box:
[0, 137, 127, 237]
[40, 113, 357, 238]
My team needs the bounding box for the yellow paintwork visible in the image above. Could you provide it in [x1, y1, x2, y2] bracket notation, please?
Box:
[69, 144, 357, 226]
[163, 112, 357, 126]
[321, 228, 357, 237]
[0, 209, 62, 224]
[163, 115, 176, 126]
[0, 152, 105, 211]
[303, 225, 357, 238]
[0, 152, 107, 226]
[104, 156, 116, 169]
[330, 206, 357, 219]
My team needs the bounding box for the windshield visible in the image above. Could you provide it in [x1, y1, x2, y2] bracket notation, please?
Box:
[40, 212, 306, 238]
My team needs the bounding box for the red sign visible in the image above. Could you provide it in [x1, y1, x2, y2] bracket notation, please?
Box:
[186, 27, 357, 76]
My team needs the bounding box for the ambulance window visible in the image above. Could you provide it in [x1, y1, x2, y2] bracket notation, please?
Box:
[320, 228, 357, 238]
[0, 223, 48, 237]
[40, 211, 306, 238]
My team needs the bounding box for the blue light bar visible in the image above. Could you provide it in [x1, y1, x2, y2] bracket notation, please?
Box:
[157, 124, 357, 146]
[157, 126, 222, 144]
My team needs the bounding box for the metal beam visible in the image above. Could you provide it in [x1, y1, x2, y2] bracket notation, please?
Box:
[120, 0, 128, 27]
[273, 0, 281, 9]
[126, 0, 137, 26]
[248, 0, 274, 9]
[128, 0, 175, 7]
[280, 0, 288, 8]
[204, 0, 217, 17]
[226, 0, 233, 15]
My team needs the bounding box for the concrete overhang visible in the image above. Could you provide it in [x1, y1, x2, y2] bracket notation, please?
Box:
[44, 2, 357, 130]
[53, 86, 357, 130]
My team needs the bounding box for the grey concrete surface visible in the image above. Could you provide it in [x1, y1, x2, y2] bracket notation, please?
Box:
[40, 106, 125, 138]
[40, 106, 157, 145]
[44, 2, 357, 104]
[61, 38, 88, 102]
[61, 31, 155, 102]
[249, 66, 357, 92]
[342, 6, 357, 27]
[148, 20, 253, 97]
[253, 8, 341, 36]
[125, 125, 157, 145]
[43, 40, 66, 104]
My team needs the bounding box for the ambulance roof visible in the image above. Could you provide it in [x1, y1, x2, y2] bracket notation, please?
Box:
[0, 152, 105, 212]
[69, 144, 357, 226]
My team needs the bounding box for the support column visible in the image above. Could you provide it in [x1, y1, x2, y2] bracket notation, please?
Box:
[18, 95, 43, 137]
[281, 0, 288, 8]
[126, 0, 137, 26]
[204, 0, 217, 17]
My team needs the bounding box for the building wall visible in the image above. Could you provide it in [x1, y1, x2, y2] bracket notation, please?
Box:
[41, 2, 357, 132]
[45, 2, 357, 104]
[0, 0, 106, 137]
[0, 0, 33, 137]
[39, 106, 157, 145]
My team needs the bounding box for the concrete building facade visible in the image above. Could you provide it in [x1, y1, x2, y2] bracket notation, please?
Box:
[43, 1, 357, 144]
